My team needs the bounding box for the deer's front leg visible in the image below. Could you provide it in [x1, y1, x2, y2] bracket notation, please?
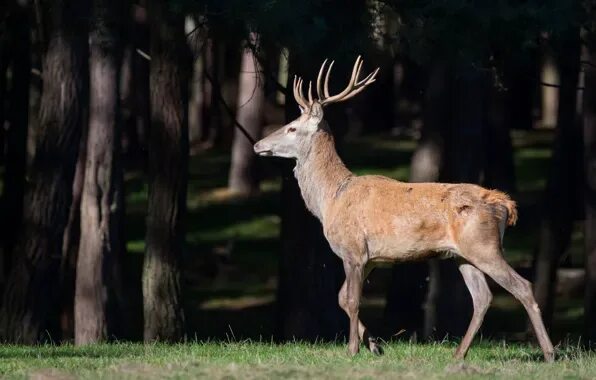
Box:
[343, 261, 364, 356]
[338, 268, 382, 355]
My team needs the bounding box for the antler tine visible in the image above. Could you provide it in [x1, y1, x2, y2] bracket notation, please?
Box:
[292, 56, 377, 108]
[323, 60, 335, 99]
[316, 59, 328, 101]
[320, 55, 364, 106]
[335, 67, 380, 102]
[293, 75, 309, 109]
[356, 66, 380, 86]
[319, 56, 379, 106]
[299, 78, 309, 107]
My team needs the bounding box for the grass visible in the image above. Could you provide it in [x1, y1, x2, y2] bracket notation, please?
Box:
[1, 341, 595, 379]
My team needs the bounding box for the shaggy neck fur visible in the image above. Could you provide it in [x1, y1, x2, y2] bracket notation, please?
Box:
[293, 126, 352, 220]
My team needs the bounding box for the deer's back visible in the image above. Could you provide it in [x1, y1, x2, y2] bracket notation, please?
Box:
[322, 175, 510, 263]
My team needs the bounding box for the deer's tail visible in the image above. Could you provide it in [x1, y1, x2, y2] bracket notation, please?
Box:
[483, 190, 518, 226]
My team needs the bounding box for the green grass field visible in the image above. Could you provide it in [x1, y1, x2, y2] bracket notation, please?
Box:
[2, 129, 592, 379]
[1, 341, 595, 379]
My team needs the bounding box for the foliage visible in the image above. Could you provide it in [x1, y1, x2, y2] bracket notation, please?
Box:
[384, 0, 583, 65]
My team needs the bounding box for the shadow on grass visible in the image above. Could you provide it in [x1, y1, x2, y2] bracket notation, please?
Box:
[0, 348, 140, 359]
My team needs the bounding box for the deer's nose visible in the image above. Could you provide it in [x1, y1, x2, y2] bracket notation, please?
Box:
[254, 141, 269, 154]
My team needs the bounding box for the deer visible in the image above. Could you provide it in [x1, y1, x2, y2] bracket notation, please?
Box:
[253, 56, 555, 362]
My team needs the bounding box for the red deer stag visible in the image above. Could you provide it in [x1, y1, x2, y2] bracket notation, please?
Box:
[254, 56, 554, 362]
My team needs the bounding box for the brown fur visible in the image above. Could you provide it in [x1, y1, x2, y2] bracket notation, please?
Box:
[291, 133, 517, 267]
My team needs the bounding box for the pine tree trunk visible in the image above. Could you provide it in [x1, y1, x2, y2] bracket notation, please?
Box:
[228, 32, 264, 195]
[533, 34, 581, 330]
[275, 58, 346, 341]
[0, 6, 8, 165]
[485, 82, 516, 193]
[1, 0, 31, 284]
[187, 15, 207, 147]
[0, 0, 87, 343]
[59, 123, 87, 342]
[386, 62, 449, 340]
[435, 65, 488, 338]
[130, 2, 150, 162]
[583, 33, 596, 346]
[74, 0, 124, 345]
[142, 0, 188, 342]
[188, 50, 204, 146]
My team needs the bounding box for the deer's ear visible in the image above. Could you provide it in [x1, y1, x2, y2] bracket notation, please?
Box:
[298, 105, 305, 114]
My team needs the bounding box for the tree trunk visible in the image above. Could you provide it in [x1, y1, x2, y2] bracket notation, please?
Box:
[130, 2, 150, 163]
[435, 65, 488, 338]
[188, 49, 204, 146]
[142, 0, 188, 342]
[1, 0, 31, 285]
[186, 15, 207, 147]
[0, 6, 8, 166]
[59, 126, 87, 342]
[275, 58, 346, 341]
[541, 44, 559, 128]
[385, 62, 449, 340]
[228, 32, 264, 195]
[0, 0, 87, 343]
[485, 81, 516, 193]
[533, 34, 581, 330]
[120, 45, 139, 159]
[583, 32, 596, 346]
[74, 0, 124, 345]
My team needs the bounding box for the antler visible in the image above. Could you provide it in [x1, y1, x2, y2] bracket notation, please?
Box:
[292, 55, 379, 109]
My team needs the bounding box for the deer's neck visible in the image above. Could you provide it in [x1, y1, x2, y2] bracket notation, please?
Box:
[294, 130, 352, 221]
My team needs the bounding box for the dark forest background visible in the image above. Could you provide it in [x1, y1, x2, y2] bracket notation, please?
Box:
[0, 0, 595, 348]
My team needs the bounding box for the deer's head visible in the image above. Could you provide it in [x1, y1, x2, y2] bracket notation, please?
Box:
[254, 56, 379, 159]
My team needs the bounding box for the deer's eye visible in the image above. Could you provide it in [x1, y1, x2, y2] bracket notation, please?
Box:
[287, 127, 296, 133]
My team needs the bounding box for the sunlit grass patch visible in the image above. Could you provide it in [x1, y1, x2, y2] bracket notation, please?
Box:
[0, 341, 594, 379]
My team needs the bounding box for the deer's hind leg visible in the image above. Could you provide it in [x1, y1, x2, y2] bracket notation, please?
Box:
[457, 236, 555, 362]
[338, 265, 382, 355]
[454, 260, 492, 360]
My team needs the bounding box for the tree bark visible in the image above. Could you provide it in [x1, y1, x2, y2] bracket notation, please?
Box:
[275, 57, 346, 341]
[59, 126, 87, 342]
[583, 31, 596, 346]
[132, 3, 150, 160]
[204, 38, 218, 144]
[0, 5, 8, 166]
[1, 0, 31, 285]
[485, 81, 516, 193]
[385, 62, 449, 340]
[187, 15, 207, 147]
[142, 0, 188, 342]
[435, 65, 488, 338]
[228, 32, 264, 195]
[0, 0, 87, 343]
[533, 34, 581, 330]
[74, 0, 124, 345]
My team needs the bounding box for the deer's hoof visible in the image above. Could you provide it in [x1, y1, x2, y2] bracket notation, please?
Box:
[368, 338, 384, 356]
[370, 343, 383, 356]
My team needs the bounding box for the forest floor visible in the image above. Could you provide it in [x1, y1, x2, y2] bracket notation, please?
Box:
[1, 341, 595, 379]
